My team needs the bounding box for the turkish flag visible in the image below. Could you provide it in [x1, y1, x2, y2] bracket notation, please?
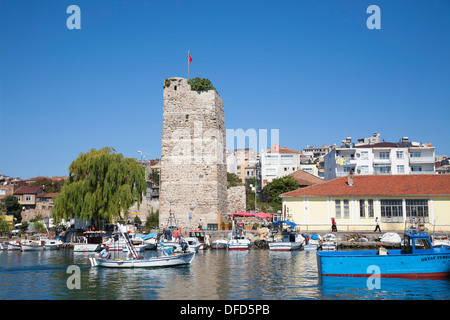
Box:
[189, 51, 192, 63]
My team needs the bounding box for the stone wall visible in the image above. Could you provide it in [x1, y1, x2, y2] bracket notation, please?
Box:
[227, 186, 246, 213]
[159, 78, 227, 229]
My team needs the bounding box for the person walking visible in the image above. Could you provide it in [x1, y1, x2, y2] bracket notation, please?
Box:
[374, 217, 381, 232]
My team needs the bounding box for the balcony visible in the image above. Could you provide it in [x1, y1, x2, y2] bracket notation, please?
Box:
[373, 157, 391, 164]
[409, 157, 435, 164]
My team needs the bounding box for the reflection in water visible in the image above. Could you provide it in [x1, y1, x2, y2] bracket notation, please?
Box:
[0, 249, 448, 300]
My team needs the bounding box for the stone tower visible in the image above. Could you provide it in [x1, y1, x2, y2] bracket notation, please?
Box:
[160, 77, 227, 229]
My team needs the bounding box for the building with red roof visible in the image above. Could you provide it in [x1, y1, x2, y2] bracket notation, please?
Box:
[279, 174, 450, 232]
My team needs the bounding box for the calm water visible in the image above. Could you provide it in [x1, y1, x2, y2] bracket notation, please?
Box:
[0, 249, 449, 300]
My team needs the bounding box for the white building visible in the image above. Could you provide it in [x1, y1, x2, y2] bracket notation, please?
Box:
[260, 145, 302, 187]
[324, 136, 435, 180]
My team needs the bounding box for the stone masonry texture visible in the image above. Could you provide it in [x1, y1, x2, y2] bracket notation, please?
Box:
[159, 78, 227, 229]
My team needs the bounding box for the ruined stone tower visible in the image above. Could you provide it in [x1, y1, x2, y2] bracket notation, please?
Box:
[159, 77, 227, 229]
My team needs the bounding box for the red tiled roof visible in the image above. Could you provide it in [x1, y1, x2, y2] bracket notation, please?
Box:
[38, 193, 59, 198]
[267, 146, 301, 154]
[280, 174, 450, 197]
[289, 170, 325, 186]
[13, 186, 42, 195]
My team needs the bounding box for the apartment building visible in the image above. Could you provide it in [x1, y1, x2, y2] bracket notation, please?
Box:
[260, 144, 302, 187]
[324, 136, 435, 180]
[234, 148, 255, 183]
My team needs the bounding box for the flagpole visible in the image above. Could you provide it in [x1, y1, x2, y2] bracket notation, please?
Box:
[188, 50, 190, 80]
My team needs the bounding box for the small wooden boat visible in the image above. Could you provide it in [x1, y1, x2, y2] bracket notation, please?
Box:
[88, 222, 195, 268]
[211, 239, 228, 249]
[89, 252, 195, 268]
[317, 230, 450, 278]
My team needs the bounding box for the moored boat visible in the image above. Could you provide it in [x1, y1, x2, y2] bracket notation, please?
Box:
[320, 233, 338, 251]
[304, 234, 322, 250]
[88, 222, 195, 268]
[211, 239, 228, 249]
[317, 230, 450, 278]
[184, 237, 201, 252]
[73, 231, 106, 252]
[268, 220, 304, 251]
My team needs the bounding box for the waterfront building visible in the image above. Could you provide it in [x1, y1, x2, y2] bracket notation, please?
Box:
[324, 136, 435, 180]
[280, 174, 450, 232]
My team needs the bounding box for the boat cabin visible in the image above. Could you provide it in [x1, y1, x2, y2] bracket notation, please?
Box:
[189, 231, 206, 242]
[84, 231, 106, 244]
[402, 231, 434, 254]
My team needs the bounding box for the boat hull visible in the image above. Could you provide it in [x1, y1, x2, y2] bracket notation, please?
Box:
[211, 241, 227, 250]
[74, 244, 102, 252]
[317, 249, 450, 278]
[89, 252, 195, 268]
[269, 242, 302, 251]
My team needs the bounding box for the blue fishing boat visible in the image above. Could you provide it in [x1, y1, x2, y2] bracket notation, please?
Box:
[317, 230, 450, 279]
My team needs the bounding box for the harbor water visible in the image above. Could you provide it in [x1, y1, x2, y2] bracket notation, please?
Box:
[0, 248, 449, 300]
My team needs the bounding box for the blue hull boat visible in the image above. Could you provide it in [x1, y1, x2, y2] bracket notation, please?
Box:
[317, 230, 450, 279]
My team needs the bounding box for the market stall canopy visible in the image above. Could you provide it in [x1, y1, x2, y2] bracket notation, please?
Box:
[232, 211, 255, 217]
[256, 212, 272, 219]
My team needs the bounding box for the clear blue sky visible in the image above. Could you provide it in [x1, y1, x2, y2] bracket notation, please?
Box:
[1, 0, 449, 179]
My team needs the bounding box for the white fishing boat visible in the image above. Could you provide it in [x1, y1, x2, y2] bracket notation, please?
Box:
[211, 239, 228, 249]
[89, 251, 195, 268]
[304, 234, 322, 250]
[184, 237, 201, 252]
[227, 220, 250, 251]
[20, 237, 63, 251]
[144, 237, 157, 250]
[74, 231, 106, 252]
[131, 237, 150, 252]
[268, 220, 304, 251]
[88, 222, 195, 268]
[0, 242, 8, 250]
[188, 231, 210, 249]
[432, 233, 450, 248]
[320, 233, 338, 251]
[7, 241, 21, 250]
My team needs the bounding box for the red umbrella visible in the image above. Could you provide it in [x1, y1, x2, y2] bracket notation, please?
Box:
[256, 212, 272, 219]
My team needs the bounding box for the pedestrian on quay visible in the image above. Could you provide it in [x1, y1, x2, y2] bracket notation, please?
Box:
[331, 218, 337, 232]
[374, 217, 381, 232]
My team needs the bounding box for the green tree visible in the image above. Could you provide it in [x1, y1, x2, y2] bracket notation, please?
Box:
[0, 213, 11, 233]
[227, 173, 242, 188]
[188, 77, 217, 93]
[5, 195, 21, 223]
[262, 176, 298, 212]
[52, 147, 146, 228]
[148, 169, 160, 184]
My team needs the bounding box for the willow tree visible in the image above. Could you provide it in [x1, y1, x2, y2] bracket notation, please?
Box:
[53, 147, 146, 227]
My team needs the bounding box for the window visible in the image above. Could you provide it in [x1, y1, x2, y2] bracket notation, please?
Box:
[360, 151, 368, 160]
[266, 168, 276, 175]
[396, 151, 404, 159]
[360, 166, 369, 174]
[265, 155, 278, 165]
[335, 200, 341, 218]
[374, 165, 391, 174]
[414, 238, 431, 250]
[280, 155, 293, 165]
[379, 151, 390, 159]
[397, 165, 405, 173]
[25, 196, 32, 201]
[410, 152, 421, 158]
[343, 166, 353, 173]
[406, 199, 429, 223]
[360, 199, 365, 218]
[380, 199, 403, 222]
[343, 200, 349, 218]
[411, 166, 422, 172]
[368, 199, 374, 218]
